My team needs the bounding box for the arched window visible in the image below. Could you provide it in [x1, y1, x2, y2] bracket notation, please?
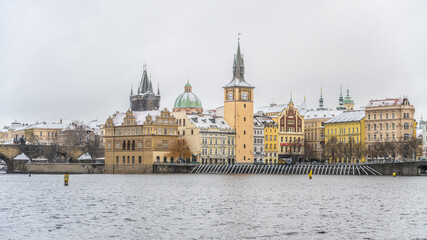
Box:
[122, 156, 125, 164]
[116, 156, 119, 164]
[127, 156, 130, 164]
[171, 157, 174, 163]
[122, 140, 126, 150]
[127, 140, 130, 150]
[163, 156, 167, 163]
[132, 156, 135, 164]
[139, 156, 141, 164]
[156, 156, 160, 162]
[132, 140, 135, 150]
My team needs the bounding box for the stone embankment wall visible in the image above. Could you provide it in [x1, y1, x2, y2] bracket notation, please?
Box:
[26, 163, 104, 174]
[368, 162, 427, 176]
[153, 163, 197, 173]
[104, 164, 152, 174]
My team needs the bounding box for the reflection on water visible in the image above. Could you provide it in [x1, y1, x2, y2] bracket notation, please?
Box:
[0, 174, 426, 239]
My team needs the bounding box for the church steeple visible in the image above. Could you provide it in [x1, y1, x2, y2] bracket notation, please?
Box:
[318, 86, 324, 110]
[157, 83, 160, 95]
[337, 84, 345, 110]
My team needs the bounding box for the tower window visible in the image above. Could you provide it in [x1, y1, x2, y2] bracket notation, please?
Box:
[244, 144, 246, 148]
[244, 104, 246, 108]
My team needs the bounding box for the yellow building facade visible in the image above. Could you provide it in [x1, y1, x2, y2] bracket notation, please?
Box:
[223, 40, 254, 163]
[324, 111, 366, 163]
[264, 121, 278, 164]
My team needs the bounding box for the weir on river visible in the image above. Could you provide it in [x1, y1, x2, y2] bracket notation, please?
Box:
[190, 164, 382, 175]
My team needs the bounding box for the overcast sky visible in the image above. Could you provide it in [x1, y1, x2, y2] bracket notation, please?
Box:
[1, 0, 426, 127]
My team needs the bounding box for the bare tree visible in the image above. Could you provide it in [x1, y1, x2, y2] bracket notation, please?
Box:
[324, 136, 339, 163]
[168, 139, 192, 162]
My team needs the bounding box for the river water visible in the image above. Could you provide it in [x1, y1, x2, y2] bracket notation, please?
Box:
[0, 174, 426, 239]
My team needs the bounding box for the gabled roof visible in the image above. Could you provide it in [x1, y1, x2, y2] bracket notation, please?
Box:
[113, 110, 161, 126]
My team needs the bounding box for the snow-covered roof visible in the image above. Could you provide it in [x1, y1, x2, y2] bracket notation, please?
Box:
[254, 116, 274, 125]
[85, 120, 104, 135]
[304, 110, 344, 120]
[186, 114, 232, 130]
[297, 101, 309, 115]
[113, 110, 161, 126]
[13, 153, 30, 161]
[14, 122, 68, 131]
[366, 98, 405, 107]
[325, 111, 365, 124]
[256, 104, 287, 115]
[9, 122, 23, 130]
[0, 128, 8, 133]
[77, 152, 92, 161]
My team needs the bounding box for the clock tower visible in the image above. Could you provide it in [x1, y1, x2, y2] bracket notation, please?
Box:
[223, 39, 255, 163]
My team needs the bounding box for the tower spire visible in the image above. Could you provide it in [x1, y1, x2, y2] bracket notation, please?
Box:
[290, 89, 293, 103]
[131, 84, 133, 96]
[318, 85, 324, 110]
[157, 83, 160, 95]
[148, 74, 153, 93]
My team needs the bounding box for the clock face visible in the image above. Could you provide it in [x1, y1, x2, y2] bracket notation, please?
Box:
[242, 92, 248, 100]
[228, 92, 233, 100]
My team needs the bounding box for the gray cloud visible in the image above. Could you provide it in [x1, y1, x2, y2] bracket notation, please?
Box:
[1, 0, 426, 126]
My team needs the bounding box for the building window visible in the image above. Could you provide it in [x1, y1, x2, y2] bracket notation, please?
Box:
[122, 140, 126, 150]
[244, 104, 246, 108]
[132, 156, 135, 164]
[139, 156, 141, 164]
[132, 140, 135, 150]
[116, 156, 119, 165]
[127, 156, 130, 164]
[404, 123, 409, 129]
[123, 156, 125, 164]
[244, 144, 246, 149]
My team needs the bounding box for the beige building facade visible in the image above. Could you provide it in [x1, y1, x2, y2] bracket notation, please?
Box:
[172, 112, 236, 164]
[104, 109, 178, 173]
[365, 98, 415, 143]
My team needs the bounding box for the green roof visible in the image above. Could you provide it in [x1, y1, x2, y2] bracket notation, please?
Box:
[174, 92, 202, 109]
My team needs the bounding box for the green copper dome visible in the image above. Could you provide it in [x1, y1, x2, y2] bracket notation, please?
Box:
[174, 82, 202, 109]
[174, 92, 202, 108]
